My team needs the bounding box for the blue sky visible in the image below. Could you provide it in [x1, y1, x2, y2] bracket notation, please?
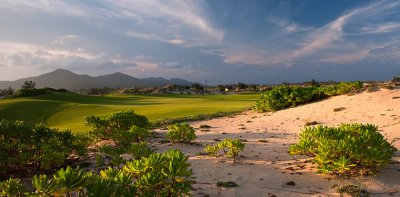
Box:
[0, 0, 399, 84]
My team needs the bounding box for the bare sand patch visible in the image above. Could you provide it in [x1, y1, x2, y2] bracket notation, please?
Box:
[151, 89, 400, 196]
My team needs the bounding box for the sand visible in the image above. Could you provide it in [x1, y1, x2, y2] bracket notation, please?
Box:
[151, 88, 400, 196]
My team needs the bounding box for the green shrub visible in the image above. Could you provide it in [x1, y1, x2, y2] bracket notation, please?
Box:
[254, 81, 363, 112]
[254, 85, 325, 112]
[0, 178, 26, 197]
[14, 88, 50, 97]
[0, 120, 88, 178]
[167, 123, 196, 143]
[2, 150, 194, 196]
[95, 142, 155, 168]
[321, 81, 363, 96]
[14, 88, 70, 97]
[289, 123, 396, 175]
[88, 111, 152, 168]
[204, 138, 245, 162]
[86, 110, 150, 141]
[128, 142, 155, 160]
[96, 145, 126, 168]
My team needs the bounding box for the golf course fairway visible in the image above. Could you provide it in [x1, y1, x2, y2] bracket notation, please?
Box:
[0, 93, 258, 132]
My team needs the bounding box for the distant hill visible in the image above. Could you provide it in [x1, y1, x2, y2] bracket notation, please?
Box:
[0, 69, 192, 90]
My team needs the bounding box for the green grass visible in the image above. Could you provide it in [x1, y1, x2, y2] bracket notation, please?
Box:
[0, 93, 258, 133]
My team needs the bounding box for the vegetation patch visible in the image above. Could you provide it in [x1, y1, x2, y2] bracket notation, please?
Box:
[204, 139, 245, 162]
[167, 123, 196, 143]
[86, 110, 153, 167]
[289, 124, 396, 175]
[304, 121, 319, 126]
[216, 181, 238, 188]
[86, 110, 150, 141]
[0, 119, 88, 179]
[333, 107, 346, 112]
[0, 149, 194, 196]
[199, 124, 212, 129]
[254, 81, 363, 112]
[333, 184, 371, 197]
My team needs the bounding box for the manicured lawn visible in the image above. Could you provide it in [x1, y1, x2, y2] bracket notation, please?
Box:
[0, 93, 258, 132]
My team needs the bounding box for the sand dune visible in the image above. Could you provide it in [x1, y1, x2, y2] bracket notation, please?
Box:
[152, 89, 400, 196]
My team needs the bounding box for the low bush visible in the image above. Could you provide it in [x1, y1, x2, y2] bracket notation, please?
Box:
[86, 110, 150, 142]
[127, 142, 155, 160]
[1, 150, 194, 197]
[204, 138, 245, 162]
[254, 81, 363, 112]
[87, 111, 153, 168]
[289, 123, 396, 175]
[0, 178, 26, 196]
[167, 123, 196, 143]
[0, 119, 88, 179]
[14, 88, 70, 97]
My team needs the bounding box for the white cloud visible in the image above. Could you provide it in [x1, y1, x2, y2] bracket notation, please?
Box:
[267, 17, 304, 34]
[0, 0, 224, 47]
[116, 0, 223, 46]
[314, 50, 370, 64]
[0, 0, 87, 16]
[218, 0, 400, 66]
[168, 39, 185, 46]
[52, 35, 80, 44]
[357, 22, 400, 35]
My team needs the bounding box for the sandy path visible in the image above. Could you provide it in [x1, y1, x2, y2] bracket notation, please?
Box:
[151, 89, 400, 197]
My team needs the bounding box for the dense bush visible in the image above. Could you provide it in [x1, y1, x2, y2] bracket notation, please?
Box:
[0, 119, 88, 179]
[254, 81, 363, 112]
[14, 88, 70, 97]
[14, 88, 50, 97]
[289, 124, 396, 175]
[1, 150, 194, 196]
[167, 123, 196, 143]
[320, 81, 363, 96]
[86, 111, 153, 168]
[86, 110, 150, 141]
[204, 138, 245, 162]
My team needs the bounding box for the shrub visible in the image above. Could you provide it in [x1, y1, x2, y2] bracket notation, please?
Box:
[0, 178, 26, 196]
[86, 110, 150, 141]
[204, 138, 245, 162]
[321, 81, 363, 96]
[254, 85, 325, 112]
[14, 87, 72, 97]
[128, 142, 155, 160]
[0, 120, 88, 178]
[14, 88, 50, 97]
[216, 181, 238, 187]
[96, 145, 126, 168]
[289, 124, 396, 175]
[2, 150, 194, 196]
[304, 121, 319, 126]
[167, 123, 196, 143]
[199, 124, 212, 129]
[88, 111, 152, 168]
[254, 81, 363, 112]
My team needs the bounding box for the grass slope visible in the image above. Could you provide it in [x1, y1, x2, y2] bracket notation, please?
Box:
[0, 93, 258, 132]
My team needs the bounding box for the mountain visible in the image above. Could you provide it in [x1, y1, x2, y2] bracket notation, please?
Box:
[0, 69, 192, 90]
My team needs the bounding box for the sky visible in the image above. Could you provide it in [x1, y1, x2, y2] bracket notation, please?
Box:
[0, 0, 400, 84]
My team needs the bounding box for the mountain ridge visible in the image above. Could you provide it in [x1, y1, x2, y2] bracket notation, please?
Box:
[0, 69, 192, 90]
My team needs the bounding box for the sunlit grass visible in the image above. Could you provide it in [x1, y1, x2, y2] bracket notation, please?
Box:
[0, 93, 258, 132]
